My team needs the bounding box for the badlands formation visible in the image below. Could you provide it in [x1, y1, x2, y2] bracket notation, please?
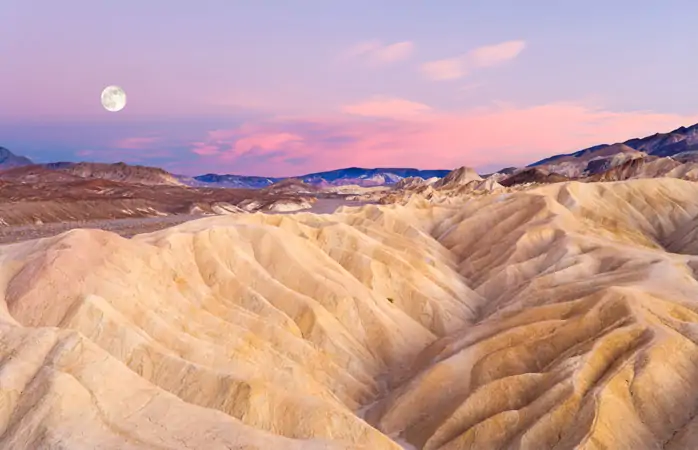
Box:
[2, 177, 698, 449]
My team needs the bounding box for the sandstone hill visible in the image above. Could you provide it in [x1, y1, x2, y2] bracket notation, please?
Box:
[1, 178, 698, 448]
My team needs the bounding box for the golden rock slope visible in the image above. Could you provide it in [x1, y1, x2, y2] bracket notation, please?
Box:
[2, 178, 698, 449]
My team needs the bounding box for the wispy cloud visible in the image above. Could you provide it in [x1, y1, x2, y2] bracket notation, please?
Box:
[469, 40, 527, 68]
[341, 96, 432, 118]
[190, 144, 222, 156]
[343, 40, 414, 65]
[190, 130, 306, 161]
[233, 132, 304, 158]
[421, 40, 526, 81]
[420, 58, 468, 81]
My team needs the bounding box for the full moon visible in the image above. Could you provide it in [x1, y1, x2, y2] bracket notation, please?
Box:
[101, 85, 127, 112]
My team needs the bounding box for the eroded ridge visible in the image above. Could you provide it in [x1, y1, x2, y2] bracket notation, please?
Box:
[365, 179, 698, 449]
[0, 178, 698, 449]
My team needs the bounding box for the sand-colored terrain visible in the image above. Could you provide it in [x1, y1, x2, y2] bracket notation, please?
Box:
[0, 177, 318, 227]
[1, 178, 698, 448]
[0, 199, 372, 245]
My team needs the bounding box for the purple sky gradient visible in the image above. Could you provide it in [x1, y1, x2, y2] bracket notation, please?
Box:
[3, 0, 698, 176]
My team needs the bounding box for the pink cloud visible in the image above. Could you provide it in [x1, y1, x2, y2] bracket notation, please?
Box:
[183, 100, 698, 177]
[468, 40, 527, 68]
[420, 58, 468, 81]
[421, 39, 527, 81]
[190, 130, 305, 160]
[341, 97, 432, 118]
[191, 144, 221, 156]
[343, 40, 414, 65]
[113, 136, 160, 149]
[232, 132, 304, 157]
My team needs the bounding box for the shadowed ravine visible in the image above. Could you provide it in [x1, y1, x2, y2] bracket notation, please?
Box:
[1, 178, 698, 449]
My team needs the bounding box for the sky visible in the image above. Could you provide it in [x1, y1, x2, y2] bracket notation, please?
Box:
[3, 0, 698, 177]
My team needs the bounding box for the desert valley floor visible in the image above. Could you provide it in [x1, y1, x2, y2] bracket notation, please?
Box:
[0, 199, 367, 245]
[2, 178, 698, 449]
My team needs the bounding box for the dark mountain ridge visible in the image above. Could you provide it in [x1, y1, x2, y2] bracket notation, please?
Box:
[0, 147, 33, 169]
[193, 167, 451, 188]
[528, 123, 698, 167]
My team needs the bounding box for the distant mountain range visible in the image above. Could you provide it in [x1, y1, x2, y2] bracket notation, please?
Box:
[527, 123, 698, 174]
[191, 167, 451, 188]
[3, 122, 698, 188]
[188, 173, 279, 189]
[0, 149, 452, 188]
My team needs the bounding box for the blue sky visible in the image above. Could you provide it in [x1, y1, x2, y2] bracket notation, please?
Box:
[2, 0, 698, 176]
